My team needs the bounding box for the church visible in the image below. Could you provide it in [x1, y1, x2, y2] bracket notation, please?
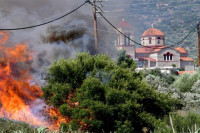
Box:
[115, 19, 194, 71]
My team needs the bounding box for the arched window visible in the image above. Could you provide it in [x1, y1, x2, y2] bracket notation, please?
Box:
[124, 36, 127, 45]
[166, 52, 169, 60]
[157, 37, 160, 44]
[128, 34, 131, 45]
[170, 54, 173, 60]
[164, 52, 173, 61]
[149, 37, 152, 44]
[164, 54, 167, 61]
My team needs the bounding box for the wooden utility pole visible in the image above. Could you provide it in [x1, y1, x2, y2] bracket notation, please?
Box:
[93, 0, 98, 54]
[197, 22, 200, 67]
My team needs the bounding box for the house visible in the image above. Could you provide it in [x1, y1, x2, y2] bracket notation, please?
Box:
[115, 19, 194, 71]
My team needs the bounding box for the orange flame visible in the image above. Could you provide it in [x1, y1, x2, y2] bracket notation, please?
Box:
[0, 31, 47, 126]
[0, 32, 91, 130]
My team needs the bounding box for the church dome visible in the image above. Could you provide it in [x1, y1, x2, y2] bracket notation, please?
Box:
[142, 28, 165, 37]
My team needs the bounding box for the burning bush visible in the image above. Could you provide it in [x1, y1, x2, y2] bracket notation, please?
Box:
[0, 31, 48, 127]
[42, 52, 182, 132]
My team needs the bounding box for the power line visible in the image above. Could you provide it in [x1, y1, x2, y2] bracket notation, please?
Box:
[94, 9, 144, 47]
[103, 3, 200, 7]
[95, 4, 197, 48]
[0, 1, 88, 31]
[158, 28, 196, 68]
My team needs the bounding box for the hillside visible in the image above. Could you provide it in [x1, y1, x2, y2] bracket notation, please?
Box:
[105, 0, 200, 59]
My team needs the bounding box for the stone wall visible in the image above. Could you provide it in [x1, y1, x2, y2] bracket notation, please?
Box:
[156, 48, 180, 68]
[136, 53, 150, 58]
[150, 61, 156, 68]
[180, 61, 194, 71]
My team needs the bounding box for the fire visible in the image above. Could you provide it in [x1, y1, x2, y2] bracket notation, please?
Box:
[0, 31, 91, 130]
[46, 107, 69, 129]
[0, 31, 46, 126]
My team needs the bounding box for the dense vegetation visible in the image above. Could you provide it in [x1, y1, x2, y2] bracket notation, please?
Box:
[3, 52, 200, 132]
[113, 0, 200, 59]
[143, 68, 200, 132]
[0, 118, 36, 132]
[42, 52, 181, 132]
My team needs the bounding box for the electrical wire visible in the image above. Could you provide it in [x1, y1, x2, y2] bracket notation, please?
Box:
[0, 1, 88, 31]
[95, 10, 145, 46]
[94, 2, 197, 49]
[156, 28, 196, 69]
[90, 1, 197, 69]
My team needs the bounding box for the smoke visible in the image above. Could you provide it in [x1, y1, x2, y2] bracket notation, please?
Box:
[0, 0, 133, 127]
[0, 0, 123, 84]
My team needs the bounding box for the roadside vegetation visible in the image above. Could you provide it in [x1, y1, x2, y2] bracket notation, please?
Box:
[2, 51, 200, 133]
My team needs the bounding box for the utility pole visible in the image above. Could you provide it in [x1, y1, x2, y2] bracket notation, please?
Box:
[197, 22, 200, 67]
[93, 0, 98, 54]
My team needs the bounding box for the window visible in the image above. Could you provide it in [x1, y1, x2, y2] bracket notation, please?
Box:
[149, 37, 152, 44]
[164, 52, 173, 61]
[157, 37, 160, 44]
[124, 36, 127, 45]
[170, 54, 173, 60]
[164, 54, 167, 61]
[128, 34, 131, 45]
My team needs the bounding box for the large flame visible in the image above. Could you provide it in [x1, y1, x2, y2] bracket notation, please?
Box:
[0, 31, 46, 126]
[0, 31, 90, 130]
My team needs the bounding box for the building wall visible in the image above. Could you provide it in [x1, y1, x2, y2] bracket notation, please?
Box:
[115, 28, 134, 46]
[140, 60, 148, 68]
[149, 53, 157, 59]
[141, 36, 165, 46]
[180, 61, 194, 71]
[116, 45, 135, 59]
[156, 48, 180, 68]
[115, 27, 135, 58]
[150, 61, 156, 68]
[136, 53, 150, 58]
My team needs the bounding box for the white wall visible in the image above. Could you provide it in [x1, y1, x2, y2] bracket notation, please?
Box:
[141, 36, 165, 46]
[156, 48, 180, 68]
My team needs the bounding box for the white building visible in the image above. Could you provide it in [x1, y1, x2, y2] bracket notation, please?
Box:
[115, 19, 194, 71]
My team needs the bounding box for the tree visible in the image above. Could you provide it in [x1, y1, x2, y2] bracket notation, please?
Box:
[42, 52, 181, 132]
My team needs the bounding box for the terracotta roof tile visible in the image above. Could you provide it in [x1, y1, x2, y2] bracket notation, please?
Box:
[118, 19, 133, 29]
[142, 28, 165, 37]
[136, 46, 168, 54]
[180, 57, 194, 61]
[136, 46, 188, 54]
[174, 47, 187, 54]
[138, 57, 156, 62]
[178, 71, 195, 75]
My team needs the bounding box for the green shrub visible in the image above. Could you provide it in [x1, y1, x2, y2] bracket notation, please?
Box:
[0, 118, 36, 132]
[154, 112, 200, 133]
[42, 52, 181, 132]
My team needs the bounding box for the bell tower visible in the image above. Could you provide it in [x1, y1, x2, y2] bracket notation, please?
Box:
[115, 18, 135, 59]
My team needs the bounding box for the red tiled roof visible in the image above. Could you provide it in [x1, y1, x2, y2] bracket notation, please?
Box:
[180, 57, 194, 61]
[136, 46, 168, 54]
[136, 46, 188, 54]
[174, 47, 187, 54]
[117, 19, 133, 29]
[142, 28, 165, 37]
[138, 57, 156, 62]
[178, 71, 195, 75]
